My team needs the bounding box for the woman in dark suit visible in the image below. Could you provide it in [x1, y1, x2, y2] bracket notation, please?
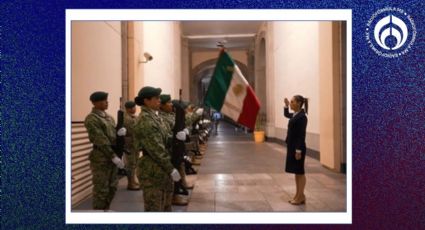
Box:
[284, 95, 308, 205]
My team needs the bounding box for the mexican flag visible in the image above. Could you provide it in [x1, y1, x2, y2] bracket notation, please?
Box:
[204, 50, 261, 130]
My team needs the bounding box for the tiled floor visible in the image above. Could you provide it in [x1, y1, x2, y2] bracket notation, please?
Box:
[73, 122, 347, 212]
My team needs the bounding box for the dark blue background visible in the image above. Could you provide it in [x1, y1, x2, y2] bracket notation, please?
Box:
[1, 0, 424, 229]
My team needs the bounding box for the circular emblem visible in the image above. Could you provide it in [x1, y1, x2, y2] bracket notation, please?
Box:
[366, 7, 416, 58]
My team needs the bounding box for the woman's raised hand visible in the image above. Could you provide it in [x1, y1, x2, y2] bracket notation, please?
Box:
[284, 98, 289, 107]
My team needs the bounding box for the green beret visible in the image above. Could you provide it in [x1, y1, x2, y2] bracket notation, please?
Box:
[160, 94, 171, 104]
[135, 86, 162, 105]
[124, 101, 136, 108]
[89, 91, 108, 102]
[182, 101, 191, 109]
[171, 99, 180, 108]
[171, 100, 189, 109]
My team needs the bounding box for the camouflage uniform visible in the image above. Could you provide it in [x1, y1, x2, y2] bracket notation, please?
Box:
[185, 112, 201, 130]
[186, 111, 202, 152]
[158, 110, 174, 158]
[124, 112, 139, 175]
[124, 112, 139, 189]
[185, 112, 193, 130]
[134, 106, 174, 211]
[84, 108, 118, 210]
[159, 110, 190, 190]
[159, 110, 175, 133]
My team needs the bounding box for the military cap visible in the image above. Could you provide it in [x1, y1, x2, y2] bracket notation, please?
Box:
[124, 101, 136, 108]
[171, 99, 180, 108]
[89, 91, 108, 102]
[135, 86, 162, 105]
[159, 94, 171, 104]
[171, 100, 185, 111]
[171, 100, 189, 109]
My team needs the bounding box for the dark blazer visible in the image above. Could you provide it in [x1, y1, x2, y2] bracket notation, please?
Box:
[284, 108, 308, 154]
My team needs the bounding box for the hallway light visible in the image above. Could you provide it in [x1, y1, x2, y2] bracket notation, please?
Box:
[184, 34, 256, 39]
[216, 40, 227, 48]
[139, 52, 153, 63]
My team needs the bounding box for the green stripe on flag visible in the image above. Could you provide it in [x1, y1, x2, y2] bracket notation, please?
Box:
[204, 51, 235, 111]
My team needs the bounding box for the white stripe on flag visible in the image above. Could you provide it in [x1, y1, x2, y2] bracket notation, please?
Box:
[221, 65, 248, 121]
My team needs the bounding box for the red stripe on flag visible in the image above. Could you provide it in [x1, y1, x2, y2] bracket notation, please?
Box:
[237, 86, 261, 130]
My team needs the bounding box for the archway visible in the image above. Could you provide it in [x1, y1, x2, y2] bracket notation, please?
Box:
[191, 58, 249, 106]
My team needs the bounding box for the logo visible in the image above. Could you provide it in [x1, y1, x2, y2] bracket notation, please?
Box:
[366, 7, 416, 58]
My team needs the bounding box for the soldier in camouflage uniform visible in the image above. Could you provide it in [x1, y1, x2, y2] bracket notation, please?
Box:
[84, 91, 127, 210]
[159, 95, 190, 205]
[159, 95, 175, 133]
[133, 87, 184, 212]
[184, 102, 203, 131]
[183, 102, 204, 165]
[123, 101, 140, 190]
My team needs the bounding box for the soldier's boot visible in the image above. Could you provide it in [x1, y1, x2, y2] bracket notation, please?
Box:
[185, 160, 197, 175]
[127, 170, 140, 191]
[193, 149, 203, 156]
[182, 177, 194, 190]
[193, 150, 203, 159]
[179, 164, 192, 189]
[186, 167, 197, 175]
[179, 164, 194, 190]
[174, 182, 189, 196]
[172, 194, 189, 206]
[191, 158, 201, 166]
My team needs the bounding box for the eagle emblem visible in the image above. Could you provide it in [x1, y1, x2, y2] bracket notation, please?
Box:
[232, 84, 244, 96]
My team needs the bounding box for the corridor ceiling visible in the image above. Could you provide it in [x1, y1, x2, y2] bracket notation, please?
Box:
[181, 21, 264, 50]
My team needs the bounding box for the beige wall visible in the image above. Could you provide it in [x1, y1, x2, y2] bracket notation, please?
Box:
[191, 50, 248, 69]
[71, 21, 122, 121]
[141, 22, 182, 99]
[254, 23, 267, 114]
[181, 38, 190, 100]
[173, 22, 182, 97]
[72, 21, 183, 119]
[319, 22, 342, 171]
[127, 22, 144, 115]
[269, 22, 321, 151]
[264, 23, 276, 136]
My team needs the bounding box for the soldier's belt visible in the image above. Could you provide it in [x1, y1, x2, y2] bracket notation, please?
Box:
[93, 145, 117, 150]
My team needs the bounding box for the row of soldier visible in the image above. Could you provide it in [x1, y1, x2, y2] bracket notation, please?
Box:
[84, 86, 211, 211]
